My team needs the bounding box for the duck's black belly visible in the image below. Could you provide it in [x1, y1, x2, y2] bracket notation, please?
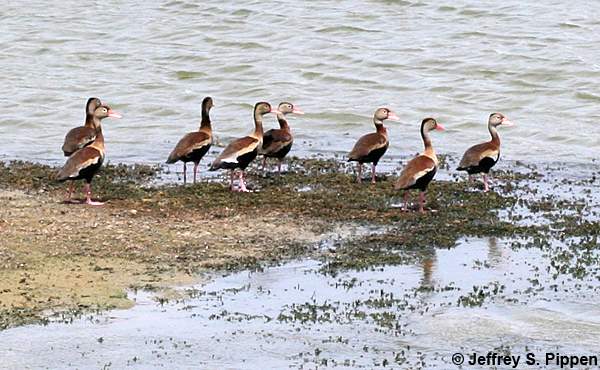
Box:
[75, 157, 104, 183]
[266, 142, 293, 159]
[237, 149, 258, 170]
[182, 144, 211, 163]
[359, 144, 388, 165]
[407, 166, 437, 191]
[466, 156, 499, 174]
[219, 149, 258, 170]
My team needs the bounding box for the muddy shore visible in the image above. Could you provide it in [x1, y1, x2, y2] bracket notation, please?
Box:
[0, 158, 597, 331]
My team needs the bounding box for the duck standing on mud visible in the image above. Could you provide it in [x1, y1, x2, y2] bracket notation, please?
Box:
[261, 102, 304, 174]
[210, 102, 279, 192]
[348, 107, 400, 184]
[395, 118, 444, 213]
[57, 104, 122, 205]
[166, 97, 215, 184]
[457, 113, 514, 192]
[61, 97, 103, 198]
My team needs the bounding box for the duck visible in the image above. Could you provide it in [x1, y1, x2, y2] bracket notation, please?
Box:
[61, 97, 103, 200]
[57, 104, 122, 205]
[166, 96, 215, 184]
[210, 102, 278, 192]
[456, 113, 514, 192]
[394, 118, 444, 213]
[261, 102, 304, 174]
[348, 107, 400, 183]
[61, 97, 103, 156]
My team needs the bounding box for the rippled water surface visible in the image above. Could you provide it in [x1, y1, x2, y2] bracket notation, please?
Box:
[2, 3, 600, 368]
[1, 238, 599, 369]
[1, 1, 600, 166]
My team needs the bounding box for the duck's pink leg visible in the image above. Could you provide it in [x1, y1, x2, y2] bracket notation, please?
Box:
[483, 174, 489, 192]
[193, 161, 199, 184]
[84, 183, 104, 206]
[278, 159, 283, 174]
[64, 182, 78, 203]
[238, 171, 249, 192]
[229, 170, 236, 190]
[357, 164, 362, 183]
[403, 191, 409, 211]
[371, 163, 377, 184]
[418, 191, 426, 213]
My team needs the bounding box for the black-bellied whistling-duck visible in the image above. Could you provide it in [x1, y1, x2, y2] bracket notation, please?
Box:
[394, 118, 444, 213]
[348, 107, 400, 184]
[57, 104, 121, 205]
[209, 102, 278, 192]
[61, 97, 103, 201]
[457, 113, 514, 192]
[166, 96, 214, 184]
[62, 97, 103, 156]
[261, 102, 304, 174]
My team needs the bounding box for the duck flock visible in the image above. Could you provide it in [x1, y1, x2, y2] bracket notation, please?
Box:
[57, 96, 513, 213]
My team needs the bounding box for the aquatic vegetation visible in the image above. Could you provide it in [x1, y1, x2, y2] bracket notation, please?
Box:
[0, 157, 599, 332]
[457, 282, 505, 307]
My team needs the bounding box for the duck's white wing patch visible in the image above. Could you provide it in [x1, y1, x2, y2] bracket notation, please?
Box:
[480, 148, 499, 160]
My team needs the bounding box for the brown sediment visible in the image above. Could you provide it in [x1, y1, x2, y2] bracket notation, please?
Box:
[0, 157, 596, 329]
[0, 158, 506, 328]
[0, 182, 329, 329]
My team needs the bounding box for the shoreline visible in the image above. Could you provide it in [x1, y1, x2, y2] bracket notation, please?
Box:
[0, 157, 597, 330]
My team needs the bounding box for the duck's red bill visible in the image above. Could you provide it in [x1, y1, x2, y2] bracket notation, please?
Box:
[108, 110, 122, 118]
[388, 112, 400, 121]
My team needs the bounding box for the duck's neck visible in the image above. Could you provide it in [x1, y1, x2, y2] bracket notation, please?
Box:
[200, 105, 212, 133]
[374, 117, 388, 137]
[277, 113, 290, 130]
[91, 124, 105, 151]
[85, 114, 101, 130]
[252, 111, 264, 139]
[421, 127, 436, 161]
[488, 123, 500, 146]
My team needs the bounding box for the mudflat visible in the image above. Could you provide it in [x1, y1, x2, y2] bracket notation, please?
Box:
[0, 158, 597, 332]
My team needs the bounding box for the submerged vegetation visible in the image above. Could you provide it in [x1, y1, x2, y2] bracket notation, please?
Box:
[0, 157, 598, 331]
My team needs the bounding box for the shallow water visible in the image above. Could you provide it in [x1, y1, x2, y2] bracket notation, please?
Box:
[1, 3, 600, 368]
[1, 237, 598, 369]
[1, 1, 600, 167]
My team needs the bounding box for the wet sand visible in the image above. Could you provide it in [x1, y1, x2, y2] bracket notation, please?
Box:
[0, 187, 333, 328]
[0, 160, 343, 328]
[0, 157, 598, 346]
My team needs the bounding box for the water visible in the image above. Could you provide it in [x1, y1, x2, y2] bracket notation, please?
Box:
[1, 238, 599, 369]
[1, 1, 600, 167]
[1, 3, 600, 368]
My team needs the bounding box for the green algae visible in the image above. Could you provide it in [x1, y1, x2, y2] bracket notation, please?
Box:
[1, 157, 599, 331]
